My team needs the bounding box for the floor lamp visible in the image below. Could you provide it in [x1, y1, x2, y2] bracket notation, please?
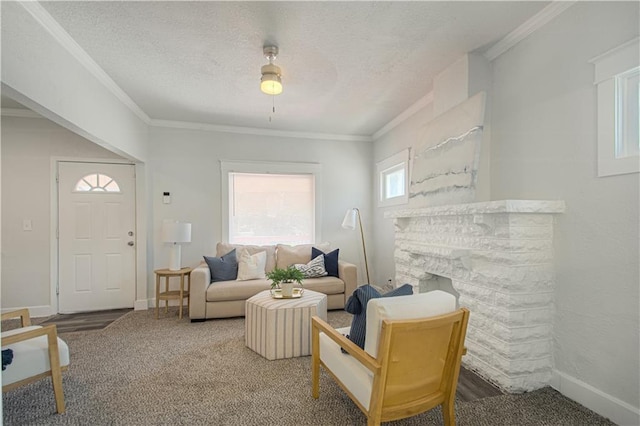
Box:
[342, 208, 370, 284]
[162, 221, 192, 271]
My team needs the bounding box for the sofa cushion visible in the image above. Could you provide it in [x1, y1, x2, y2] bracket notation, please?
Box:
[203, 249, 238, 283]
[276, 243, 330, 269]
[312, 247, 339, 278]
[293, 255, 328, 278]
[344, 284, 414, 350]
[217, 243, 276, 273]
[206, 279, 272, 302]
[364, 290, 456, 358]
[300, 276, 345, 295]
[237, 249, 267, 281]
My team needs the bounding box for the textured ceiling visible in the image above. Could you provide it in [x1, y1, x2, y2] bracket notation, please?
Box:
[29, 2, 548, 136]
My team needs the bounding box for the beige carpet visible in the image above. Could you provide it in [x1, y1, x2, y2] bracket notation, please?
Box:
[2, 310, 614, 425]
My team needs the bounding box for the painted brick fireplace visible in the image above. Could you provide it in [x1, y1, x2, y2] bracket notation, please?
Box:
[386, 200, 565, 392]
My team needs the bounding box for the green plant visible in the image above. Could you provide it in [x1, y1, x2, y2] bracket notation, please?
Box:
[266, 266, 304, 289]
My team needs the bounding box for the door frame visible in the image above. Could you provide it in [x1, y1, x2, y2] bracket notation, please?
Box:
[50, 157, 148, 315]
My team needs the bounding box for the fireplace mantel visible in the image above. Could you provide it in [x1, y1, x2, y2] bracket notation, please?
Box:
[386, 199, 566, 218]
[386, 199, 565, 392]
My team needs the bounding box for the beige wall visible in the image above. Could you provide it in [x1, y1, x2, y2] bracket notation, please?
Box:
[1, 116, 124, 314]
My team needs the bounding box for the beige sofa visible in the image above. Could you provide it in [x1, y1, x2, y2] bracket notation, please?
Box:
[189, 243, 357, 321]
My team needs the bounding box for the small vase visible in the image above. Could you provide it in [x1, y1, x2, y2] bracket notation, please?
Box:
[280, 282, 294, 297]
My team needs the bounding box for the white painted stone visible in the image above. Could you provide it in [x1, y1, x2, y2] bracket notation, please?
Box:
[494, 225, 554, 239]
[493, 355, 553, 376]
[494, 291, 554, 309]
[492, 323, 552, 342]
[386, 199, 566, 219]
[471, 250, 553, 266]
[478, 237, 554, 252]
[390, 200, 563, 393]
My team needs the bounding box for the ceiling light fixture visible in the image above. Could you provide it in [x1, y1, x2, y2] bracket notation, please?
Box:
[260, 46, 283, 96]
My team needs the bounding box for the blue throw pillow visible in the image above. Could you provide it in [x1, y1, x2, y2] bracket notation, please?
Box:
[2, 349, 13, 371]
[312, 247, 339, 278]
[203, 249, 238, 283]
[344, 284, 414, 350]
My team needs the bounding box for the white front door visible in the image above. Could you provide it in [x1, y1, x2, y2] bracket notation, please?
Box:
[58, 162, 136, 313]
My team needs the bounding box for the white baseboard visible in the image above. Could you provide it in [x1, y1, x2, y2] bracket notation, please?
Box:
[552, 370, 640, 426]
[1, 305, 54, 318]
[134, 299, 149, 311]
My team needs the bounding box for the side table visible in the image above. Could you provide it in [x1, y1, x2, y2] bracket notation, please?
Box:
[154, 267, 192, 319]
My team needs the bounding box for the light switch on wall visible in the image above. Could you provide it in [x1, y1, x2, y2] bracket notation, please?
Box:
[163, 192, 171, 204]
[23, 219, 32, 231]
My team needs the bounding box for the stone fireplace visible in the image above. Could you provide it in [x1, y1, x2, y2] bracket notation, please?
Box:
[386, 200, 565, 392]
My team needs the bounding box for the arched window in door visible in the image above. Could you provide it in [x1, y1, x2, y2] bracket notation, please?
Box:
[74, 173, 121, 193]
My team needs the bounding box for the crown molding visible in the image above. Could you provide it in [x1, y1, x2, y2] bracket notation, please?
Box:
[1, 108, 42, 118]
[19, 1, 151, 124]
[484, 1, 577, 61]
[150, 119, 373, 142]
[372, 91, 434, 140]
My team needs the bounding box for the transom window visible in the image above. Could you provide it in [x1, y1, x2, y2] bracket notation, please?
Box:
[74, 173, 121, 193]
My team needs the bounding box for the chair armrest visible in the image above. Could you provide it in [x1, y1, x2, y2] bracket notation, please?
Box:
[312, 315, 379, 373]
[189, 262, 210, 320]
[1, 324, 58, 346]
[1, 308, 31, 327]
[338, 261, 357, 304]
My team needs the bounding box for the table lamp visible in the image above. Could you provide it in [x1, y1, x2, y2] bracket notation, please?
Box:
[162, 221, 192, 271]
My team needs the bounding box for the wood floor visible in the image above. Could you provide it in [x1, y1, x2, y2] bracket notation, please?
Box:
[457, 365, 503, 401]
[39, 308, 133, 333]
[5, 308, 503, 402]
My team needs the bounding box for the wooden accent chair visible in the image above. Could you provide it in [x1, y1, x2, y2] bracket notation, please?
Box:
[312, 291, 469, 426]
[1, 308, 70, 414]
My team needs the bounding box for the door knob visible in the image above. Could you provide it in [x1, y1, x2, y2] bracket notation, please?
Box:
[128, 241, 135, 246]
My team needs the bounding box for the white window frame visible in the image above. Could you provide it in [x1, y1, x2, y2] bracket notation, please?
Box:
[591, 37, 640, 177]
[376, 149, 410, 207]
[220, 160, 322, 244]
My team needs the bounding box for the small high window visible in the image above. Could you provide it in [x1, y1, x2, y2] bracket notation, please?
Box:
[591, 38, 639, 177]
[377, 149, 410, 207]
[74, 173, 121, 192]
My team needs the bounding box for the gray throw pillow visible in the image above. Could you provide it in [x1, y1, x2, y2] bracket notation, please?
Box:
[204, 249, 238, 283]
[293, 255, 328, 278]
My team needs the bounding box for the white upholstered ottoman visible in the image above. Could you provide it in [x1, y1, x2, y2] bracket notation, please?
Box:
[245, 289, 327, 360]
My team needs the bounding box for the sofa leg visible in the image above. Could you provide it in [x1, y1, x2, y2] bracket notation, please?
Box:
[190, 318, 206, 323]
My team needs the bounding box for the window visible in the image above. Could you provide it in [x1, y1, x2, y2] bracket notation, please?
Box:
[615, 66, 639, 158]
[221, 161, 322, 245]
[73, 173, 120, 192]
[377, 149, 409, 207]
[591, 38, 640, 177]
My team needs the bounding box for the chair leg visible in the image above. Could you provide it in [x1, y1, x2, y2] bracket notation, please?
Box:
[311, 359, 319, 399]
[46, 327, 66, 414]
[51, 369, 66, 414]
[311, 323, 320, 399]
[442, 400, 455, 426]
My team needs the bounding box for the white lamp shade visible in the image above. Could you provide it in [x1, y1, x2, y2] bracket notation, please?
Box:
[162, 221, 191, 243]
[341, 209, 357, 230]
